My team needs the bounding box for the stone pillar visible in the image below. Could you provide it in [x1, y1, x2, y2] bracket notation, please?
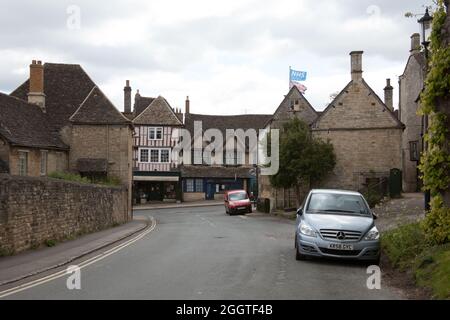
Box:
[350, 51, 364, 82]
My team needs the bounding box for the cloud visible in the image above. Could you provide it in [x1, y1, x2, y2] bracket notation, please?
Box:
[0, 0, 431, 114]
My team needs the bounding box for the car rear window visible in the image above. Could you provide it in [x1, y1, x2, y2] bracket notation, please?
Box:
[307, 193, 370, 215]
[229, 192, 248, 201]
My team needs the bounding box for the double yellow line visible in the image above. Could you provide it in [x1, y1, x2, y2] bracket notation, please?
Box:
[0, 217, 157, 299]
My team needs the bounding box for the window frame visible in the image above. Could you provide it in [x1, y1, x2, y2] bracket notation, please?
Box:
[148, 127, 163, 141]
[40, 150, 48, 176]
[18, 150, 29, 176]
[138, 148, 171, 164]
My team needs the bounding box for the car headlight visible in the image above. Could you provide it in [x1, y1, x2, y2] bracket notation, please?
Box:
[299, 222, 317, 237]
[364, 226, 380, 241]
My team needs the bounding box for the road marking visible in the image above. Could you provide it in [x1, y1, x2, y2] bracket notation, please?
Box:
[0, 217, 157, 299]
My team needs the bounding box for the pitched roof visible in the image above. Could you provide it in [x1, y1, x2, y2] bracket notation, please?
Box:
[70, 86, 131, 125]
[180, 165, 252, 179]
[10, 63, 97, 131]
[134, 96, 155, 118]
[264, 86, 318, 128]
[0, 93, 68, 149]
[133, 96, 183, 126]
[312, 80, 404, 129]
[184, 113, 273, 136]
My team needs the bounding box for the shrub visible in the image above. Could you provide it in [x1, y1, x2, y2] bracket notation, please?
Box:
[48, 172, 91, 184]
[422, 195, 450, 245]
[381, 223, 427, 270]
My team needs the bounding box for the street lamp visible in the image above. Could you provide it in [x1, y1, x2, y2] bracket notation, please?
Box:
[418, 8, 433, 59]
[418, 8, 433, 212]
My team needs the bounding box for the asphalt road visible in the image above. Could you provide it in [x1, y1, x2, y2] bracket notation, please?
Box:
[3, 206, 402, 299]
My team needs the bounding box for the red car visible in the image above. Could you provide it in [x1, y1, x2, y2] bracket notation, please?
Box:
[224, 190, 252, 215]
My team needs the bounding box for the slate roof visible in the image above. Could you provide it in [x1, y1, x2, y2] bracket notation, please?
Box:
[185, 113, 273, 136]
[77, 158, 108, 173]
[134, 96, 155, 118]
[11, 63, 97, 131]
[70, 86, 131, 125]
[133, 96, 183, 126]
[180, 165, 252, 179]
[0, 93, 68, 149]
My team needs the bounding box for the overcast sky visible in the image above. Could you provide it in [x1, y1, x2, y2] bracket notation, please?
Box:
[0, 0, 431, 114]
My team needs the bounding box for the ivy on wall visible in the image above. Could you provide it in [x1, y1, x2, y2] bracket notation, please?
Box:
[418, 0, 450, 245]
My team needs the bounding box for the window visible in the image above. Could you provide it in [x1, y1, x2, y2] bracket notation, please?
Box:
[40, 150, 48, 176]
[160, 149, 170, 163]
[18, 151, 28, 176]
[140, 149, 149, 163]
[186, 179, 194, 192]
[195, 179, 204, 192]
[409, 141, 419, 161]
[150, 149, 159, 163]
[149, 127, 163, 140]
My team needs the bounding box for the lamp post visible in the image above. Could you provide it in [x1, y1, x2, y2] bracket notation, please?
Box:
[418, 8, 433, 211]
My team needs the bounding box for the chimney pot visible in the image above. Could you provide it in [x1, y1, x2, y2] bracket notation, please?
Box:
[350, 51, 364, 82]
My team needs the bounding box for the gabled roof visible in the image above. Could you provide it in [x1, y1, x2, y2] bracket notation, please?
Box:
[11, 63, 97, 131]
[133, 96, 183, 126]
[401, 52, 426, 77]
[70, 86, 131, 125]
[0, 93, 68, 149]
[264, 85, 318, 128]
[134, 96, 155, 118]
[312, 80, 404, 129]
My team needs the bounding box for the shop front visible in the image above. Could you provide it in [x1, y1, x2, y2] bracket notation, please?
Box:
[133, 172, 181, 204]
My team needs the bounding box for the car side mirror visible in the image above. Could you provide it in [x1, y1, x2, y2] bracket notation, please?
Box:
[372, 211, 378, 220]
[297, 208, 303, 216]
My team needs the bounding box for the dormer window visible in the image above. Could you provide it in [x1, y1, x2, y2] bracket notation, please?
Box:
[149, 127, 163, 140]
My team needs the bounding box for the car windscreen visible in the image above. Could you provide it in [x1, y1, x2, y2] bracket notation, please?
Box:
[229, 193, 248, 201]
[307, 193, 370, 215]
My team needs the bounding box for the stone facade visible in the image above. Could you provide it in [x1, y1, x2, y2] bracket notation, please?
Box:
[0, 174, 130, 255]
[399, 34, 426, 192]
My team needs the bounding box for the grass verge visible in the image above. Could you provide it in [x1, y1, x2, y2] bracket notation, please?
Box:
[381, 222, 450, 299]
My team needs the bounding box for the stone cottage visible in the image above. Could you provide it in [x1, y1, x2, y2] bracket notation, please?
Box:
[0, 60, 134, 214]
[311, 51, 404, 191]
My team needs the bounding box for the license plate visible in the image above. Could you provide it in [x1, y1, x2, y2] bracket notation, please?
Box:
[328, 243, 354, 250]
[238, 207, 247, 210]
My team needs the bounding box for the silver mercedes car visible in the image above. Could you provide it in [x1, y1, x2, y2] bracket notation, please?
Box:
[295, 189, 380, 264]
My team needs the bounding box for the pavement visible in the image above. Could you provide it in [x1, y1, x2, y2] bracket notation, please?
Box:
[0, 205, 403, 300]
[0, 219, 149, 286]
[373, 193, 426, 232]
[133, 200, 223, 210]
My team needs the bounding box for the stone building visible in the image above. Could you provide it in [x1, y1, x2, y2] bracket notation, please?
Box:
[259, 51, 404, 211]
[0, 60, 134, 215]
[399, 34, 427, 192]
[311, 51, 404, 191]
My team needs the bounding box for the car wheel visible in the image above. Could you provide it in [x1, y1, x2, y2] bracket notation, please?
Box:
[247, 206, 252, 214]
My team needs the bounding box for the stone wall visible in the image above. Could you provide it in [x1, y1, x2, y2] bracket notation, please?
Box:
[0, 174, 130, 255]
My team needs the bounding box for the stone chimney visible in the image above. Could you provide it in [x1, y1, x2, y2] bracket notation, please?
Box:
[175, 107, 183, 123]
[350, 51, 363, 82]
[28, 60, 46, 111]
[185, 96, 190, 114]
[133, 89, 141, 114]
[384, 78, 394, 111]
[124, 80, 132, 114]
[410, 33, 421, 54]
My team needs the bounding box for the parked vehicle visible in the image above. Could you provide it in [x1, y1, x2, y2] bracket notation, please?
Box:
[295, 189, 380, 264]
[224, 190, 252, 215]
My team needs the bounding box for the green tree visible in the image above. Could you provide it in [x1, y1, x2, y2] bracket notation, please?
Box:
[269, 118, 336, 206]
